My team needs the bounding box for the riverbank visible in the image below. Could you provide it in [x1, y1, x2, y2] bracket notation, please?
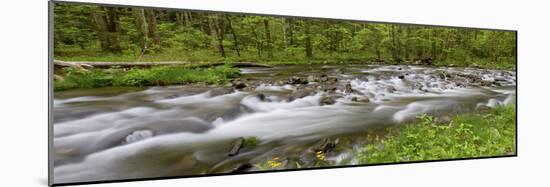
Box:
[253, 104, 516, 170]
[355, 104, 516, 164]
[54, 65, 240, 91]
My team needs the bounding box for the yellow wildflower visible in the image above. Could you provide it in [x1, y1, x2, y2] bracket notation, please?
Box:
[316, 151, 326, 161]
[267, 157, 282, 168]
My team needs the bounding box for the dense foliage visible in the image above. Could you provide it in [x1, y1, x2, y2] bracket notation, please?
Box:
[356, 105, 516, 164]
[54, 3, 516, 69]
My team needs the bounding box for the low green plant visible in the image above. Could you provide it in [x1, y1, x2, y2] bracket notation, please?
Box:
[356, 105, 516, 164]
[54, 65, 240, 91]
[242, 136, 260, 148]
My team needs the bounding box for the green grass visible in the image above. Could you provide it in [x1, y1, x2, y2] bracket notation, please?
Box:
[54, 65, 240, 91]
[356, 105, 516, 164]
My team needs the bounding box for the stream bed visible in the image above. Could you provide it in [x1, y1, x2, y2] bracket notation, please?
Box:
[53, 64, 516, 183]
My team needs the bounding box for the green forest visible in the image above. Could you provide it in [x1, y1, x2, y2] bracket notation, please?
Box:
[54, 3, 516, 69]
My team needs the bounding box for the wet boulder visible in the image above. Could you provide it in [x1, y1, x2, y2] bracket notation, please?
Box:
[327, 77, 338, 83]
[289, 89, 315, 101]
[319, 95, 336, 105]
[227, 137, 245, 157]
[322, 84, 338, 93]
[307, 75, 319, 83]
[256, 93, 266, 101]
[231, 163, 253, 173]
[352, 96, 370, 103]
[480, 80, 494, 87]
[386, 86, 397, 93]
[434, 116, 452, 125]
[312, 138, 340, 153]
[274, 80, 286, 86]
[227, 136, 260, 157]
[319, 74, 329, 82]
[437, 72, 446, 80]
[359, 97, 370, 103]
[232, 81, 248, 90]
[288, 76, 308, 84]
[344, 83, 354, 94]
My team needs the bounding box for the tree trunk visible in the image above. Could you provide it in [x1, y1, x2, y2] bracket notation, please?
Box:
[250, 23, 262, 57]
[145, 9, 160, 46]
[226, 16, 241, 57]
[288, 19, 294, 46]
[176, 12, 184, 26]
[91, 7, 122, 53]
[207, 14, 225, 57]
[281, 17, 288, 48]
[405, 26, 411, 60]
[375, 43, 381, 60]
[304, 20, 313, 61]
[133, 8, 149, 57]
[264, 19, 273, 58]
[184, 12, 191, 26]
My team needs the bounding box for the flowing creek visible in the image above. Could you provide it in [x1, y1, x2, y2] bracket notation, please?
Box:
[53, 64, 516, 183]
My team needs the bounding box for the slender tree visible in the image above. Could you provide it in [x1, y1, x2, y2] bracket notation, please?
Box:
[207, 14, 225, 57]
[90, 7, 122, 53]
[145, 9, 160, 46]
[264, 19, 273, 58]
[226, 16, 241, 57]
[304, 20, 313, 60]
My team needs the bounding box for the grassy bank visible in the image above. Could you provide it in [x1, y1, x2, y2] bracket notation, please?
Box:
[54, 65, 240, 91]
[356, 105, 516, 164]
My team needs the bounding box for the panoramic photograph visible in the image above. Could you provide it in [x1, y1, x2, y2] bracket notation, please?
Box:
[51, 2, 516, 184]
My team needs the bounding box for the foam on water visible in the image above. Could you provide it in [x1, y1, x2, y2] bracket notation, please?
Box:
[241, 93, 322, 112]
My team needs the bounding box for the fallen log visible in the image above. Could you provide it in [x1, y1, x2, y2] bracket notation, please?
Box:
[53, 60, 273, 69]
[231, 62, 273, 68]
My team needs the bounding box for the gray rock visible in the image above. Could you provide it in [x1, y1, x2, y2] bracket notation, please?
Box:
[434, 116, 452, 124]
[312, 138, 340, 153]
[231, 163, 253, 173]
[288, 76, 308, 84]
[323, 86, 337, 93]
[288, 89, 314, 101]
[319, 74, 329, 82]
[307, 75, 318, 83]
[228, 137, 245, 157]
[257, 93, 266, 101]
[320, 95, 336, 105]
[356, 96, 370, 103]
[233, 81, 247, 89]
[387, 86, 397, 93]
[344, 83, 353, 94]
[480, 80, 494, 87]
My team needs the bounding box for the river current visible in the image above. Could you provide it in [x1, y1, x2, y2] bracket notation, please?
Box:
[53, 64, 516, 183]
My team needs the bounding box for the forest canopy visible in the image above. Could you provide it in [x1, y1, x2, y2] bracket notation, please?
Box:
[53, 3, 516, 69]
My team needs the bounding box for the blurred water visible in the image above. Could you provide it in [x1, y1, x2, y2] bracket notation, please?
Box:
[53, 64, 515, 183]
